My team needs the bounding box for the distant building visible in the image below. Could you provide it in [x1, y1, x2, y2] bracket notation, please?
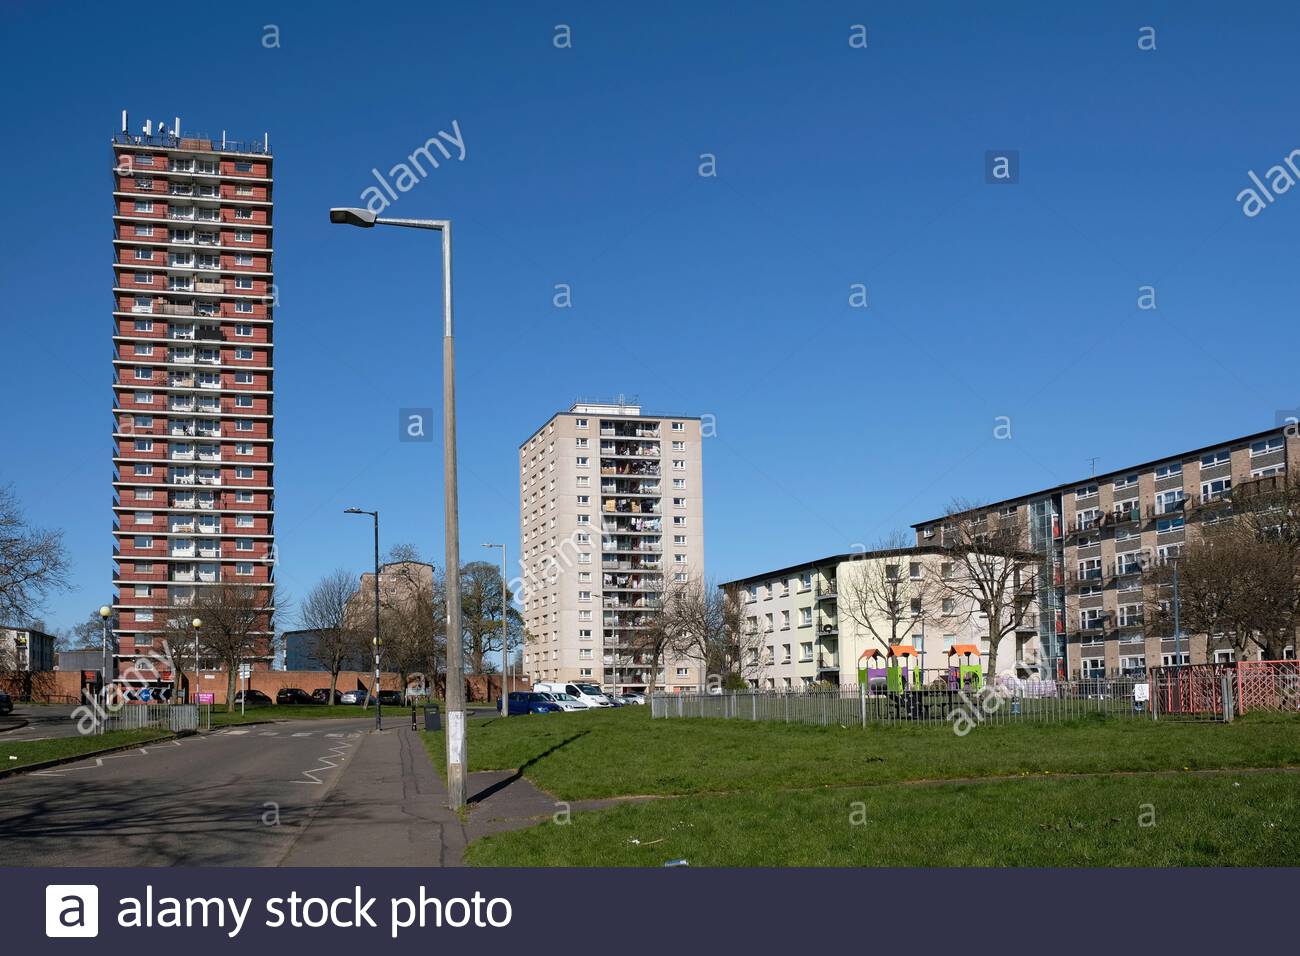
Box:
[0, 628, 57, 672]
[282, 628, 367, 672]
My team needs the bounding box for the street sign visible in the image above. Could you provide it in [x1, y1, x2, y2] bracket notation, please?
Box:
[139, 688, 152, 702]
[196, 693, 214, 704]
[239, 664, 251, 679]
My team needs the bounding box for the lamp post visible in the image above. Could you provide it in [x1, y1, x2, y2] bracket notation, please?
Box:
[482, 543, 508, 716]
[330, 207, 465, 808]
[190, 617, 202, 704]
[1172, 559, 1184, 665]
[345, 507, 383, 732]
[98, 605, 112, 729]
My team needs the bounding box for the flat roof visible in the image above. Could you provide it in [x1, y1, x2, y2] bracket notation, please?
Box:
[519, 409, 703, 448]
[910, 424, 1288, 528]
[719, 545, 953, 589]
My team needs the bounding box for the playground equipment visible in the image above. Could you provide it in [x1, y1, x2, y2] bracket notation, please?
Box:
[858, 646, 919, 693]
[947, 643, 984, 690]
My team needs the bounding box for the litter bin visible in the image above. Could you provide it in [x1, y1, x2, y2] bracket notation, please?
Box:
[424, 704, 441, 732]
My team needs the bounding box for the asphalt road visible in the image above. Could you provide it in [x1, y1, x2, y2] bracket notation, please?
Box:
[0, 704, 85, 741]
[0, 718, 449, 866]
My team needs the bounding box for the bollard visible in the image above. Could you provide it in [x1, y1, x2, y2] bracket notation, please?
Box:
[410, 705, 417, 731]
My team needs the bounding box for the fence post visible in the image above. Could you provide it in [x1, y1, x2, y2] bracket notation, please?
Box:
[1220, 674, 1235, 723]
[751, 692, 757, 722]
[859, 681, 866, 729]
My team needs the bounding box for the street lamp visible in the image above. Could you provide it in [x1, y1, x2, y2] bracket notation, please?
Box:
[98, 605, 112, 728]
[330, 207, 466, 809]
[482, 543, 508, 717]
[191, 617, 202, 704]
[345, 507, 383, 732]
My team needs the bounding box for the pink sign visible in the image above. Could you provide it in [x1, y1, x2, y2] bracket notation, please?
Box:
[196, 693, 215, 704]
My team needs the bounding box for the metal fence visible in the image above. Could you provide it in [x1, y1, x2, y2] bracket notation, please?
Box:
[1150, 661, 1300, 719]
[102, 703, 206, 733]
[652, 677, 1152, 730]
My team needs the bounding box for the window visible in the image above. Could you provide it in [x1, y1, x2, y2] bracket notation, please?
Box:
[135, 345, 154, 356]
[576, 494, 590, 505]
[235, 466, 254, 479]
[133, 415, 153, 429]
[575, 418, 588, 428]
[1155, 490, 1184, 515]
[236, 562, 254, 576]
[234, 301, 254, 313]
[578, 629, 592, 640]
[234, 230, 253, 243]
[1251, 436, 1284, 457]
[577, 649, 592, 660]
[234, 324, 253, 337]
[1200, 449, 1231, 467]
[135, 366, 152, 380]
[1113, 473, 1139, 490]
[1252, 464, 1286, 478]
[1118, 605, 1143, 627]
[135, 200, 154, 213]
[1079, 609, 1106, 631]
[672, 440, 685, 450]
[235, 442, 253, 455]
[671, 421, 685, 431]
[135, 464, 153, 476]
[235, 515, 254, 527]
[799, 572, 812, 590]
[135, 154, 154, 166]
[1155, 461, 1182, 479]
[235, 372, 254, 384]
[134, 271, 153, 285]
[133, 318, 154, 331]
[235, 253, 253, 266]
[672, 459, 685, 470]
[1115, 551, 1143, 575]
[235, 419, 254, 431]
[781, 610, 791, 629]
[942, 598, 956, 615]
[676, 667, 689, 678]
[1201, 477, 1231, 502]
[234, 395, 254, 407]
[800, 642, 813, 662]
[673, 516, 686, 526]
[234, 208, 253, 220]
[234, 161, 253, 172]
[1161, 652, 1191, 666]
[673, 534, 686, 544]
[672, 478, 686, 489]
[799, 607, 812, 627]
[674, 553, 687, 563]
[576, 456, 589, 467]
[133, 438, 153, 452]
[136, 610, 154, 623]
[236, 538, 254, 551]
[577, 610, 592, 622]
[134, 535, 153, 549]
[673, 496, 685, 507]
[575, 437, 588, 448]
[134, 585, 151, 597]
[1077, 558, 1102, 581]
[135, 512, 153, 525]
[1156, 516, 1185, 534]
[235, 491, 254, 503]
[134, 390, 154, 404]
[1075, 483, 1098, 499]
[576, 476, 589, 487]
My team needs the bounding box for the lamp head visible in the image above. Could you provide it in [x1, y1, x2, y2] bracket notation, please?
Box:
[329, 207, 377, 228]
[192, 618, 202, 629]
[99, 605, 112, 619]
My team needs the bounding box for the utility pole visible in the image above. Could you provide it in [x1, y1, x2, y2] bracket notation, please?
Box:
[345, 507, 383, 731]
[482, 543, 508, 716]
[1172, 559, 1184, 665]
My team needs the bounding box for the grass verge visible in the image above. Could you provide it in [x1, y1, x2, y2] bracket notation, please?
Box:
[2, 729, 172, 771]
[465, 769, 1300, 866]
[420, 707, 1300, 801]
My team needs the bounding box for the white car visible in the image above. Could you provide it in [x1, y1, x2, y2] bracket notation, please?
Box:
[534, 681, 611, 708]
[539, 692, 588, 712]
[621, 693, 646, 705]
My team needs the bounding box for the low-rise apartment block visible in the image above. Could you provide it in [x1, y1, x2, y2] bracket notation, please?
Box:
[911, 426, 1298, 677]
[720, 547, 1016, 688]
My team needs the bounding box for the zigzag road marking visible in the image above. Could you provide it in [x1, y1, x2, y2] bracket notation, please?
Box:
[292, 741, 355, 785]
[29, 739, 185, 777]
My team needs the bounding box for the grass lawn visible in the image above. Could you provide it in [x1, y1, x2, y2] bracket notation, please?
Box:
[209, 704, 375, 726]
[2, 729, 172, 771]
[419, 707, 1300, 866]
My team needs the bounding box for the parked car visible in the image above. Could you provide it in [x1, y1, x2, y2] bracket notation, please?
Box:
[605, 694, 626, 707]
[311, 688, 342, 704]
[276, 687, 318, 705]
[0, 690, 12, 716]
[234, 689, 273, 706]
[538, 692, 587, 712]
[377, 690, 404, 707]
[340, 689, 370, 705]
[534, 681, 611, 708]
[622, 693, 646, 705]
[507, 691, 562, 716]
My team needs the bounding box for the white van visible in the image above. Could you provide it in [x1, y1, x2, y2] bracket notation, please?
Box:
[534, 681, 611, 708]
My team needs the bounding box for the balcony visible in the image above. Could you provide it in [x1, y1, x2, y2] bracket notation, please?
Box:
[815, 580, 837, 600]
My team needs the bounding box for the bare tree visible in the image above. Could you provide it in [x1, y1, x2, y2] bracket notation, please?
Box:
[837, 534, 940, 654]
[1148, 474, 1300, 660]
[299, 569, 367, 706]
[662, 576, 753, 689]
[932, 499, 1039, 679]
[0, 485, 70, 626]
[386, 542, 423, 564]
[377, 564, 445, 696]
[177, 584, 279, 712]
[459, 560, 524, 679]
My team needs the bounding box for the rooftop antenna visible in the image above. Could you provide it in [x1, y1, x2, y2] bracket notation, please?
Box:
[1088, 456, 1101, 476]
[121, 109, 128, 133]
[174, 116, 180, 137]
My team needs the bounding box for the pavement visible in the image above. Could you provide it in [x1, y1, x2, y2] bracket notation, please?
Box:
[0, 714, 611, 866]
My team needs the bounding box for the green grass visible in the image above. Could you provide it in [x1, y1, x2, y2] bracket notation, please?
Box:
[418, 707, 1300, 866]
[420, 707, 1300, 801]
[209, 704, 375, 726]
[2, 729, 172, 770]
[465, 770, 1300, 866]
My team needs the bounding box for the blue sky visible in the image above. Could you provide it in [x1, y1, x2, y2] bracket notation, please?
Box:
[1, 1, 1297, 634]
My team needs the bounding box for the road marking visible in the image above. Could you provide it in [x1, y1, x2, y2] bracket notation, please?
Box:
[259, 732, 279, 736]
[325, 733, 342, 738]
[291, 732, 313, 737]
[292, 741, 354, 785]
[28, 739, 185, 777]
[222, 729, 249, 736]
